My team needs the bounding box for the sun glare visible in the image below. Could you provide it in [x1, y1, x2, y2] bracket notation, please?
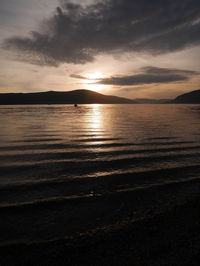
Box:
[83, 72, 107, 92]
[86, 72, 104, 81]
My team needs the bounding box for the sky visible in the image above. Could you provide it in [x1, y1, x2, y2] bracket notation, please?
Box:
[0, 0, 200, 99]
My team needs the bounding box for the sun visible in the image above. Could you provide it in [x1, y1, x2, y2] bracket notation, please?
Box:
[86, 72, 104, 81]
[82, 72, 107, 92]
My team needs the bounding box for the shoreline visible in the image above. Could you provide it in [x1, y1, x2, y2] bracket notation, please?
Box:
[1, 182, 200, 265]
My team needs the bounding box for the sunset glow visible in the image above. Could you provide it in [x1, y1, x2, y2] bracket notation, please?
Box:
[1, 1, 200, 264]
[0, 0, 199, 98]
[86, 72, 105, 81]
[83, 72, 108, 92]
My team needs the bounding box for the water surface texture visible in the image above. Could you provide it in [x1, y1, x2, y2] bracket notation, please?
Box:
[1, 104, 200, 245]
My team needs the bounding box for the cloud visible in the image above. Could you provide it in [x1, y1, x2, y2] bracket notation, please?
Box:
[2, 0, 200, 66]
[142, 66, 199, 76]
[97, 66, 199, 86]
[70, 74, 88, 80]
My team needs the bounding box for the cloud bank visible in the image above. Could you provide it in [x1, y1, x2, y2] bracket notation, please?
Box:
[3, 0, 200, 66]
[97, 66, 199, 86]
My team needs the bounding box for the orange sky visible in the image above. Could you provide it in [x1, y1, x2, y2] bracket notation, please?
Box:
[0, 0, 200, 99]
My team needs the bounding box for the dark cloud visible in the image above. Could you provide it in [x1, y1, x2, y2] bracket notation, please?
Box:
[97, 66, 199, 86]
[142, 66, 199, 76]
[2, 0, 200, 65]
[70, 74, 88, 80]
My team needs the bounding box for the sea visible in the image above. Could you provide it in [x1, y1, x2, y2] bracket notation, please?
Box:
[1, 104, 200, 246]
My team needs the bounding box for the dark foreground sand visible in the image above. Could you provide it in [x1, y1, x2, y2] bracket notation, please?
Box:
[0, 193, 200, 266]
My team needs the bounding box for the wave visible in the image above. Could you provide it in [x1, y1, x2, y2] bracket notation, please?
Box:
[1, 144, 200, 163]
[1, 174, 200, 214]
[1, 163, 200, 210]
[1, 150, 200, 173]
[1, 104, 200, 245]
[0, 140, 197, 151]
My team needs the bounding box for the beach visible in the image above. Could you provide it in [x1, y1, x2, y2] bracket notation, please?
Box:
[1, 177, 200, 266]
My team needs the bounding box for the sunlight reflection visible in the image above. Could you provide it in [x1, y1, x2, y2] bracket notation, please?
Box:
[81, 104, 109, 148]
[88, 104, 103, 131]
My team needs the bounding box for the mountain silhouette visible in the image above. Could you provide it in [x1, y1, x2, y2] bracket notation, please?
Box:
[0, 89, 136, 105]
[173, 89, 200, 103]
[133, 98, 170, 104]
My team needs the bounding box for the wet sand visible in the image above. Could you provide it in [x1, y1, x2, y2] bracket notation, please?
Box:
[0, 179, 200, 266]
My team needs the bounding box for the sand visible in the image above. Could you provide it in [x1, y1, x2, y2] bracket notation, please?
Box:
[0, 180, 200, 266]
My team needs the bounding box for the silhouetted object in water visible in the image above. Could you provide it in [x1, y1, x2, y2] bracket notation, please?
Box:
[74, 104, 78, 107]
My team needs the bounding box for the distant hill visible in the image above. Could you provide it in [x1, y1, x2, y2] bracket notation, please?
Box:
[133, 98, 171, 104]
[173, 89, 200, 103]
[0, 89, 136, 105]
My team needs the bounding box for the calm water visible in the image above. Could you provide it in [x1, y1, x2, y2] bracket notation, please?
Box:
[1, 104, 200, 245]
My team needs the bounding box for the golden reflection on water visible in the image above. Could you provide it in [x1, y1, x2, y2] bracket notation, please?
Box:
[2, 104, 200, 145]
[80, 104, 110, 148]
[86, 104, 103, 132]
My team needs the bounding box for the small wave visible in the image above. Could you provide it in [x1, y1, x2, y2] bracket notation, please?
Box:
[12, 138, 62, 143]
[145, 137, 179, 140]
[1, 144, 200, 163]
[0, 140, 197, 152]
[1, 150, 200, 173]
[73, 138, 122, 142]
[1, 174, 200, 214]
